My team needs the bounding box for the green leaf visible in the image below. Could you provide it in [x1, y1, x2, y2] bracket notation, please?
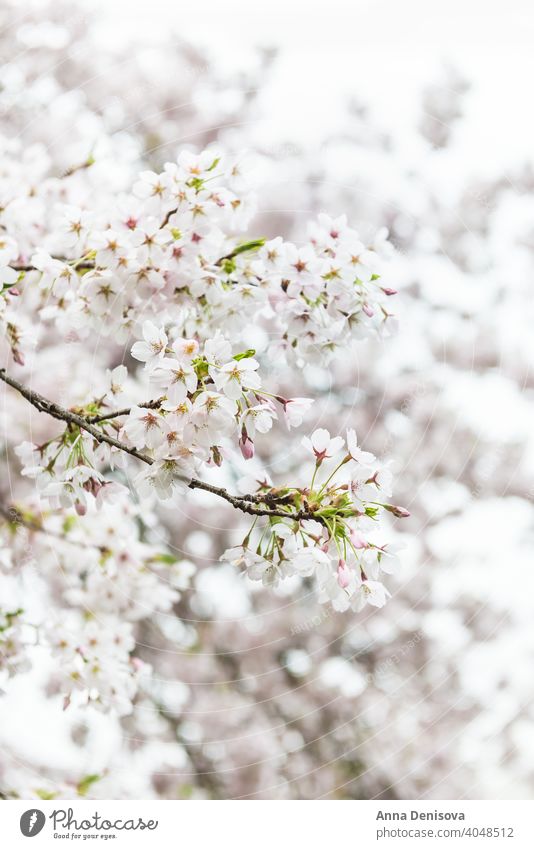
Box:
[153, 553, 178, 565]
[187, 177, 204, 191]
[292, 491, 303, 510]
[76, 774, 101, 797]
[179, 783, 194, 799]
[222, 258, 236, 274]
[230, 238, 265, 257]
[192, 358, 209, 379]
[0, 608, 24, 630]
[62, 515, 77, 534]
[36, 789, 57, 800]
[233, 349, 256, 361]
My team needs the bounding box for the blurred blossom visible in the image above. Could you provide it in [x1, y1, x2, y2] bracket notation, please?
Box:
[0, 0, 532, 805]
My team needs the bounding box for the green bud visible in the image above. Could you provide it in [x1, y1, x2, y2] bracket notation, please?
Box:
[233, 349, 256, 361]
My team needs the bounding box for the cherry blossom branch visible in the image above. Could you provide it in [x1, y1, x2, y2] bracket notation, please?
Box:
[0, 502, 45, 532]
[0, 502, 106, 552]
[0, 368, 152, 464]
[160, 206, 179, 228]
[9, 239, 266, 276]
[10, 260, 95, 273]
[86, 397, 164, 423]
[0, 369, 321, 522]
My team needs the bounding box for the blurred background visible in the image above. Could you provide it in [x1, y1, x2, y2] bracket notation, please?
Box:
[1, 0, 533, 800]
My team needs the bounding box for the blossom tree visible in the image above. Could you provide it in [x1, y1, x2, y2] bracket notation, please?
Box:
[5, 1, 528, 801]
[0, 116, 408, 795]
[5, 0, 528, 801]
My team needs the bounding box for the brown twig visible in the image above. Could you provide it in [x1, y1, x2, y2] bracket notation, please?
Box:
[0, 368, 152, 464]
[0, 369, 320, 522]
[10, 261, 95, 273]
[0, 503, 105, 552]
[86, 397, 164, 424]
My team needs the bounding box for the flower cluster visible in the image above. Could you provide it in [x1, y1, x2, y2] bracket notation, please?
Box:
[1, 498, 195, 715]
[0, 151, 396, 367]
[16, 436, 127, 518]
[14, 322, 310, 510]
[223, 427, 405, 612]
[3, 148, 405, 637]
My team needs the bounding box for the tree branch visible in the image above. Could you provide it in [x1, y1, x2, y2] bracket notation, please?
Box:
[0, 368, 152, 463]
[10, 261, 95, 272]
[86, 397, 164, 424]
[0, 369, 320, 522]
[10, 239, 265, 277]
[0, 502, 106, 552]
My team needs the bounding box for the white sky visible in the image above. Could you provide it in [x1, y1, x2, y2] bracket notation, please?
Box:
[99, 0, 534, 173]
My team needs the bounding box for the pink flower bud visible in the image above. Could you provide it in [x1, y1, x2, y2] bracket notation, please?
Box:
[362, 303, 374, 317]
[239, 434, 254, 460]
[383, 503, 410, 518]
[337, 559, 351, 589]
[381, 287, 397, 296]
[84, 478, 103, 497]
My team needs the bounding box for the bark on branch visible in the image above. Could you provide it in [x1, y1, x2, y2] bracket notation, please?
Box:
[0, 369, 319, 522]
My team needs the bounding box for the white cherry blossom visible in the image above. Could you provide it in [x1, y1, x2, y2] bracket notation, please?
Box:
[302, 428, 345, 463]
[131, 321, 168, 365]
